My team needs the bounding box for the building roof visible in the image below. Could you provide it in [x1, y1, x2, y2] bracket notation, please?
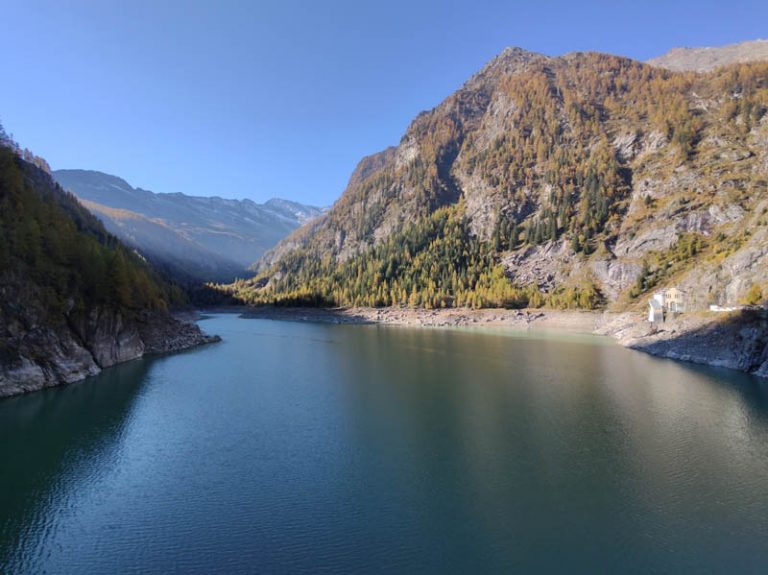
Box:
[649, 299, 663, 309]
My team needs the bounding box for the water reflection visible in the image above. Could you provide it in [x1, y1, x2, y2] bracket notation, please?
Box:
[1, 316, 768, 574]
[330, 325, 768, 572]
[0, 359, 153, 572]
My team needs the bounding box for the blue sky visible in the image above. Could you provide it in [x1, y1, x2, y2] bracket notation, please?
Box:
[1, 0, 766, 206]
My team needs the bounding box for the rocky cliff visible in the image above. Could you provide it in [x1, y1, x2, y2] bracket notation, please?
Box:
[601, 310, 768, 378]
[0, 302, 218, 398]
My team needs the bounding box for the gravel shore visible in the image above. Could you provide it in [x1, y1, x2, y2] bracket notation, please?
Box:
[237, 305, 611, 332]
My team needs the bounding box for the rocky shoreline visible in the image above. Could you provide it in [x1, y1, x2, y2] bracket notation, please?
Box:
[240, 306, 608, 331]
[5, 304, 763, 400]
[0, 309, 220, 398]
[598, 309, 768, 378]
[239, 305, 768, 379]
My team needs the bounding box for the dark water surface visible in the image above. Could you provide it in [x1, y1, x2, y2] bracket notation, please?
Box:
[2, 314, 768, 574]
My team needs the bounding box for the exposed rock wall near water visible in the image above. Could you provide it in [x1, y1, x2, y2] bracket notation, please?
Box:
[0, 307, 219, 398]
[601, 310, 768, 378]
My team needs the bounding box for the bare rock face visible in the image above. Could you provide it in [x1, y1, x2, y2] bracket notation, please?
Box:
[0, 308, 219, 398]
[458, 171, 502, 240]
[138, 313, 221, 355]
[718, 236, 768, 304]
[610, 310, 768, 378]
[71, 308, 145, 368]
[0, 327, 101, 397]
[589, 259, 643, 301]
[612, 132, 640, 162]
[756, 359, 768, 379]
[614, 223, 679, 258]
[501, 240, 575, 291]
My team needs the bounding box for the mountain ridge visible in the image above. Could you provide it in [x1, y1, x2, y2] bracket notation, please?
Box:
[647, 39, 768, 71]
[53, 169, 325, 281]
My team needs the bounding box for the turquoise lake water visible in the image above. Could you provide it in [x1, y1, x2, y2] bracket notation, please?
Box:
[2, 313, 768, 573]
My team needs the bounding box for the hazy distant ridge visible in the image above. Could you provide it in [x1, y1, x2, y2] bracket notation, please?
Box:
[54, 169, 324, 282]
[647, 39, 768, 71]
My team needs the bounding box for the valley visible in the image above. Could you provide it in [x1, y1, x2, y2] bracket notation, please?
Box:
[3, 10, 768, 572]
[53, 169, 324, 282]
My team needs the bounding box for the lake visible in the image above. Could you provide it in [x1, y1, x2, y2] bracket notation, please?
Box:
[2, 313, 768, 573]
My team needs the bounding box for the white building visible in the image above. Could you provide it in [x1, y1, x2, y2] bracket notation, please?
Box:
[648, 287, 688, 322]
[660, 287, 687, 313]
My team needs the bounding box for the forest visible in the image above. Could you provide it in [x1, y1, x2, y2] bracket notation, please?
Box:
[226, 204, 603, 309]
[0, 144, 185, 325]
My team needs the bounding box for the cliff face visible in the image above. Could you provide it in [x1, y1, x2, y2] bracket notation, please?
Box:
[0, 302, 218, 398]
[246, 48, 768, 312]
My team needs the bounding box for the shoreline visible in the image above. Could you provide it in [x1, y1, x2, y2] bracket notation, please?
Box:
[221, 305, 768, 379]
[235, 305, 611, 332]
[0, 312, 220, 399]
[7, 304, 763, 400]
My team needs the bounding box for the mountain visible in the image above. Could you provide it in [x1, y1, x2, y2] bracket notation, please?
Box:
[234, 47, 768, 312]
[52, 170, 324, 282]
[0, 137, 218, 397]
[647, 39, 768, 71]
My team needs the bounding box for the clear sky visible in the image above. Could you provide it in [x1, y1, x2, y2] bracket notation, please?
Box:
[1, 0, 766, 206]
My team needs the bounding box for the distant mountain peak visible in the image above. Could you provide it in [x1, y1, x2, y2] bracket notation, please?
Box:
[55, 168, 133, 189]
[647, 39, 768, 72]
[472, 46, 547, 79]
[497, 46, 542, 59]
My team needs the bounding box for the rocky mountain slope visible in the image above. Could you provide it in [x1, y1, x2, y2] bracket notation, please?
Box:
[0, 138, 218, 398]
[648, 39, 768, 72]
[238, 46, 768, 313]
[53, 169, 324, 282]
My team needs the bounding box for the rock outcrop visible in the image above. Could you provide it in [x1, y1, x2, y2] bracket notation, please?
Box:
[600, 310, 768, 378]
[0, 309, 220, 397]
[0, 307, 219, 398]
